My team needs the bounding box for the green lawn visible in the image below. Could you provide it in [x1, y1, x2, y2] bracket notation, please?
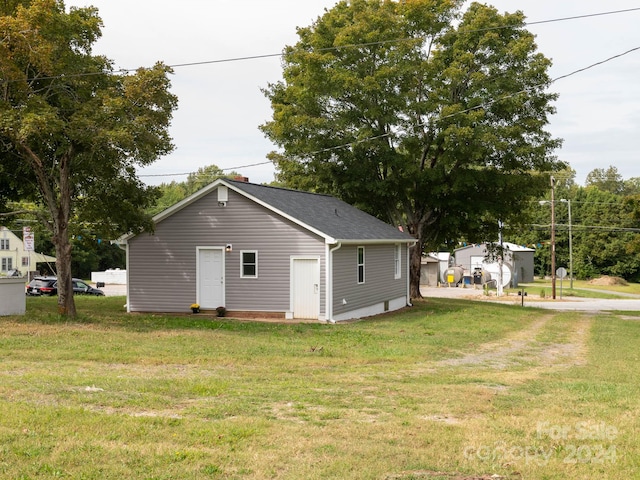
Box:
[512, 278, 640, 299]
[1, 295, 639, 479]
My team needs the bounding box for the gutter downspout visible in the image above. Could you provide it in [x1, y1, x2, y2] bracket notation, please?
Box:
[327, 242, 342, 323]
[125, 241, 130, 313]
[406, 243, 413, 307]
[111, 239, 130, 312]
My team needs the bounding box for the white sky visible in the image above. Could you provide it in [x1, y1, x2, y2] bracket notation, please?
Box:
[64, 0, 640, 186]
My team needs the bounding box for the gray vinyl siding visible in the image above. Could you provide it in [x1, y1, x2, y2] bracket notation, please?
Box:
[332, 244, 407, 316]
[128, 188, 326, 314]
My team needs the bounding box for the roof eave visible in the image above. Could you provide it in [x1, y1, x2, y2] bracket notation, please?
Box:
[328, 238, 417, 245]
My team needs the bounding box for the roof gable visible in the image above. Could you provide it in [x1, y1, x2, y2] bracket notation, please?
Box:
[141, 179, 414, 244]
[454, 242, 534, 253]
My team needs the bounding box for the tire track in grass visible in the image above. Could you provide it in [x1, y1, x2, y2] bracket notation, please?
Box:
[435, 313, 591, 372]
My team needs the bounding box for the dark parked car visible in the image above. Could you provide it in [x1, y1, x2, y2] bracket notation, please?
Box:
[26, 277, 105, 296]
[25, 276, 57, 296]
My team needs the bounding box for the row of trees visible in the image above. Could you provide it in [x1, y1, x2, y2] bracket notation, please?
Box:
[19, 163, 640, 284]
[1, 164, 240, 279]
[3, 0, 636, 316]
[512, 167, 640, 282]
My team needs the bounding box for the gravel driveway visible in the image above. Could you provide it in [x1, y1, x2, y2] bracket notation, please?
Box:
[420, 285, 640, 313]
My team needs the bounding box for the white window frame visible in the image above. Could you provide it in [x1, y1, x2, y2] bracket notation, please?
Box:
[240, 250, 258, 278]
[394, 244, 402, 279]
[0, 238, 8, 250]
[22, 256, 29, 267]
[357, 246, 365, 284]
[1, 257, 12, 271]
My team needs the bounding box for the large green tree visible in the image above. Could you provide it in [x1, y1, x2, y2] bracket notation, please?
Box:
[261, 0, 564, 297]
[585, 166, 625, 195]
[0, 0, 177, 316]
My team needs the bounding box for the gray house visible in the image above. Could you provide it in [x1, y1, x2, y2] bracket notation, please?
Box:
[120, 178, 415, 322]
[453, 242, 535, 287]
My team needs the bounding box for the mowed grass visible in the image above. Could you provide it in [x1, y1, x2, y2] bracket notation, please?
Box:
[514, 279, 640, 299]
[1, 296, 639, 479]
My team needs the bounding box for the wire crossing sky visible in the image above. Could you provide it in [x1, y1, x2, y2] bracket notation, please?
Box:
[62, 0, 640, 185]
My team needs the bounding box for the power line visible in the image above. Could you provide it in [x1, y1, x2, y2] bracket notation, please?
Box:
[308, 44, 640, 156]
[140, 43, 640, 180]
[5, 6, 640, 182]
[531, 223, 640, 233]
[524, 7, 640, 27]
[3, 7, 639, 85]
[156, 7, 640, 71]
[138, 161, 272, 178]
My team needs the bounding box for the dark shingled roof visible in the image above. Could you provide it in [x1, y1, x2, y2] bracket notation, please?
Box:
[226, 179, 412, 242]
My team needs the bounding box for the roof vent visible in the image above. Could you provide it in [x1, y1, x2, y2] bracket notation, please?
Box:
[218, 185, 228, 205]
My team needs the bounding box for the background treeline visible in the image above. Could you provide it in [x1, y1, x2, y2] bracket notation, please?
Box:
[9, 165, 239, 279]
[507, 166, 640, 281]
[9, 164, 640, 282]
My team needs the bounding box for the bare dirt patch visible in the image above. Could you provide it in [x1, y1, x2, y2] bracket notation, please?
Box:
[436, 314, 590, 372]
[588, 275, 628, 286]
[385, 470, 520, 479]
[437, 316, 549, 369]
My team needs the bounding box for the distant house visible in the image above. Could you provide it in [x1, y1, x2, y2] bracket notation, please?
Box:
[453, 242, 535, 287]
[420, 252, 451, 286]
[0, 226, 56, 278]
[119, 179, 416, 322]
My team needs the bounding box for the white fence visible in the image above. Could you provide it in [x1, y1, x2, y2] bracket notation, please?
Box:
[91, 269, 126, 285]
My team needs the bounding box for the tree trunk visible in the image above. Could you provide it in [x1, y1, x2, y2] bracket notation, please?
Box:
[53, 153, 76, 317]
[26, 144, 78, 317]
[404, 214, 428, 300]
[409, 240, 423, 299]
[54, 232, 75, 317]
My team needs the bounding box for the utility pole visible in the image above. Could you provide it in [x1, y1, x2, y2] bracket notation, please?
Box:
[561, 199, 573, 290]
[550, 176, 556, 300]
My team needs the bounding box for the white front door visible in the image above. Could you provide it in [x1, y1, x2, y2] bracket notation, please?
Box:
[292, 258, 320, 319]
[198, 248, 224, 309]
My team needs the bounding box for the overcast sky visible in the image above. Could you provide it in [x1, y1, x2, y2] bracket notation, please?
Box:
[64, 0, 640, 186]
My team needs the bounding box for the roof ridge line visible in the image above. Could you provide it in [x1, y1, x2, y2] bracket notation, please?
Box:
[226, 179, 335, 198]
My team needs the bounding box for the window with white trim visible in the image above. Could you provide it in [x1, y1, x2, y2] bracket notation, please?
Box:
[241, 251, 258, 278]
[1, 257, 12, 271]
[394, 244, 401, 279]
[0, 238, 8, 250]
[357, 246, 365, 284]
[22, 257, 29, 267]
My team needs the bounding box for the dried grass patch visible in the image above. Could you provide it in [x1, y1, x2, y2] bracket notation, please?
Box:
[588, 275, 628, 286]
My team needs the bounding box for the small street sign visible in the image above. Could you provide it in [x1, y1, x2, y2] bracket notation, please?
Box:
[23, 227, 35, 252]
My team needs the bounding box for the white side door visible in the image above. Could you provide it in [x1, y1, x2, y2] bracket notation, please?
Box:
[291, 257, 320, 319]
[198, 248, 224, 309]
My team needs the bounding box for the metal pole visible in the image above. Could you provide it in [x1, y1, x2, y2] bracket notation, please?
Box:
[497, 220, 503, 297]
[550, 177, 556, 300]
[568, 199, 573, 289]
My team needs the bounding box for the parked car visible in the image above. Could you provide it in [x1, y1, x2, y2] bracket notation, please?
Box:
[26, 276, 105, 296]
[25, 276, 57, 295]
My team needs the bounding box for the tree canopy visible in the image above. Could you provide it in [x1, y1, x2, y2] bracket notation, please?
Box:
[585, 166, 625, 195]
[149, 164, 242, 216]
[0, 0, 177, 315]
[508, 166, 640, 282]
[261, 0, 564, 296]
